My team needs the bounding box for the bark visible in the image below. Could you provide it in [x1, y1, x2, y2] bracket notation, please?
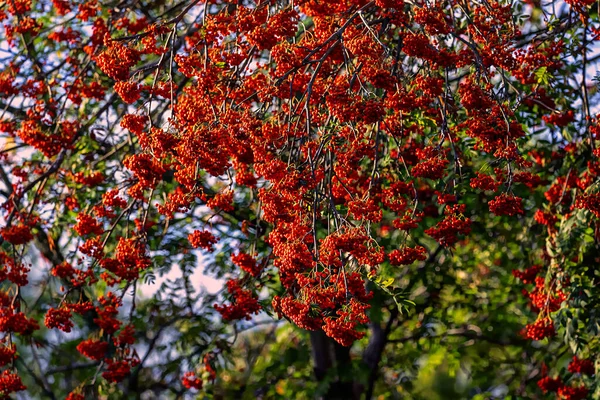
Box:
[310, 330, 359, 400]
[362, 308, 398, 400]
[310, 330, 333, 382]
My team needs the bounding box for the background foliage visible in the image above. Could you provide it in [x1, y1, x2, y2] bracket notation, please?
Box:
[0, 0, 599, 399]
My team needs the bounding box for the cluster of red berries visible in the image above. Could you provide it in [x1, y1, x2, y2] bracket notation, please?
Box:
[231, 252, 262, 277]
[94, 36, 140, 81]
[470, 172, 500, 191]
[0, 370, 26, 397]
[181, 371, 203, 390]
[188, 230, 219, 252]
[0, 308, 39, 336]
[114, 81, 141, 104]
[73, 213, 104, 236]
[575, 193, 600, 218]
[388, 246, 427, 266]
[0, 345, 16, 367]
[102, 357, 140, 383]
[488, 193, 524, 216]
[214, 279, 261, 321]
[206, 190, 235, 212]
[44, 307, 74, 333]
[425, 204, 471, 247]
[567, 356, 595, 375]
[76, 339, 108, 361]
[522, 317, 555, 340]
[512, 265, 542, 285]
[0, 224, 33, 245]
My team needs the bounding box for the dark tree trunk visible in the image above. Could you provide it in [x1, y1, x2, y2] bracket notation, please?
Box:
[310, 330, 359, 399]
[310, 308, 399, 400]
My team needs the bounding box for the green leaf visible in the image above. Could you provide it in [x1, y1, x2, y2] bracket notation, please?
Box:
[534, 66, 551, 85]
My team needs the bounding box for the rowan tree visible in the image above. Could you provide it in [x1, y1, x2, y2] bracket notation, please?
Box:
[0, 0, 599, 399]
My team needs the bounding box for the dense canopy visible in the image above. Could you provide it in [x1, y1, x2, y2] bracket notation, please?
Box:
[0, 0, 599, 398]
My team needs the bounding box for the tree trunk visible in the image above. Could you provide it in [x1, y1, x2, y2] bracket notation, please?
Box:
[310, 330, 358, 399]
[310, 307, 399, 400]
